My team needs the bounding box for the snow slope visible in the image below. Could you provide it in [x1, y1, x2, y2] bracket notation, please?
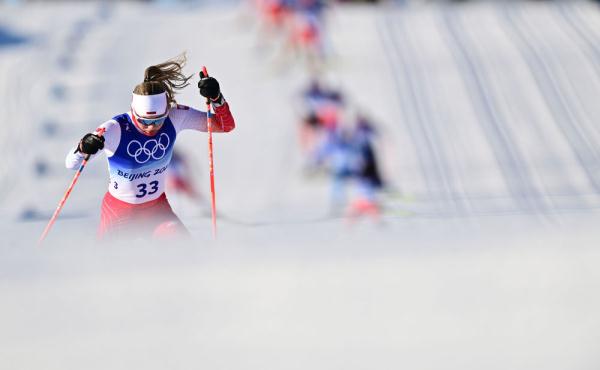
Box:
[1, 1, 600, 369]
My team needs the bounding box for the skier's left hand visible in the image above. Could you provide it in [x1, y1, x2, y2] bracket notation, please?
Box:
[198, 72, 221, 102]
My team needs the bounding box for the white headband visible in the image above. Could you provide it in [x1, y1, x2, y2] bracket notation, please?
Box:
[131, 92, 168, 117]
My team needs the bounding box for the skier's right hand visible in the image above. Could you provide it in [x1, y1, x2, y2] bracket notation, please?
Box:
[77, 133, 105, 155]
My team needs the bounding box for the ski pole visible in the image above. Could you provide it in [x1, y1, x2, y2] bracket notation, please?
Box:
[202, 66, 218, 239]
[38, 128, 105, 245]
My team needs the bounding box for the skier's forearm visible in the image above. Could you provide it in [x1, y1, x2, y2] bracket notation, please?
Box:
[211, 100, 235, 133]
[171, 99, 235, 133]
[65, 147, 85, 170]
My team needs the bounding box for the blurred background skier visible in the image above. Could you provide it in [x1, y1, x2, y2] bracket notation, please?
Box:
[166, 149, 201, 202]
[64, 54, 235, 241]
[251, 0, 292, 56]
[297, 78, 344, 170]
[345, 113, 385, 221]
[286, 0, 329, 71]
[250, 0, 330, 72]
[311, 110, 385, 219]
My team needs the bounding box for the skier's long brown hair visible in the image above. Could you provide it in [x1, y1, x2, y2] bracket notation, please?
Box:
[133, 53, 193, 106]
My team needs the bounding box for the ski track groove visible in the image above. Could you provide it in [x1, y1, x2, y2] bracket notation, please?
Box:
[520, 5, 600, 162]
[490, 3, 585, 211]
[458, 5, 562, 212]
[381, 12, 471, 216]
[502, 5, 600, 199]
[379, 3, 600, 217]
[466, 5, 582, 215]
[391, 11, 468, 216]
[439, 6, 547, 216]
[557, 3, 600, 142]
[377, 15, 437, 204]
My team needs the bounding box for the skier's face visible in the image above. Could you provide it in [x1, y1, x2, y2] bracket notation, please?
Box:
[138, 121, 163, 135]
[132, 110, 167, 136]
[130, 92, 168, 136]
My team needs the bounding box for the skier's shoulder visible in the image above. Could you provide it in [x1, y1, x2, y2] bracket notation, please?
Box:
[168, 103, 202, 127]
[94, 116, 123, 144]
[109, 113, 131, 125]
[173, 104, 191, 111]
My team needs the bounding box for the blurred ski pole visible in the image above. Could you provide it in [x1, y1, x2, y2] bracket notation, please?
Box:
[38, 128, 106, 245]
[201, 66, 218, 239]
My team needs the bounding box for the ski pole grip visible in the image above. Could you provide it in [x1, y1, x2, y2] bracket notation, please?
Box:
[84, 128, 106, 161]
[201, 66, 210, 105]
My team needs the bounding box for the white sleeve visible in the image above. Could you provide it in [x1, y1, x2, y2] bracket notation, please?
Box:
[169, 105, 208, 134]
[65, 148, 87, 170]
[65, 120, 121, 170]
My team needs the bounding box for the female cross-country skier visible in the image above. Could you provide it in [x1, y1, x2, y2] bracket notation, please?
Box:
[65, 54, 235, 240]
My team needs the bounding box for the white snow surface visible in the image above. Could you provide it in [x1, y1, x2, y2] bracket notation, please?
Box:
[1, 2, 600, 369]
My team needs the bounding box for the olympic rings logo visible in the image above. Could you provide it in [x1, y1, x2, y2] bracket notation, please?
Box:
[126, 133, 171, 164]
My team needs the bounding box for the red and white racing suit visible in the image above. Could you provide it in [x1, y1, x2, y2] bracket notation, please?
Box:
[65, 99, 235, 240]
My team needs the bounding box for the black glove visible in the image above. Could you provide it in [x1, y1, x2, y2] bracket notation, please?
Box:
[198, 71, 221, 101]
[77, 133, 105, 155]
